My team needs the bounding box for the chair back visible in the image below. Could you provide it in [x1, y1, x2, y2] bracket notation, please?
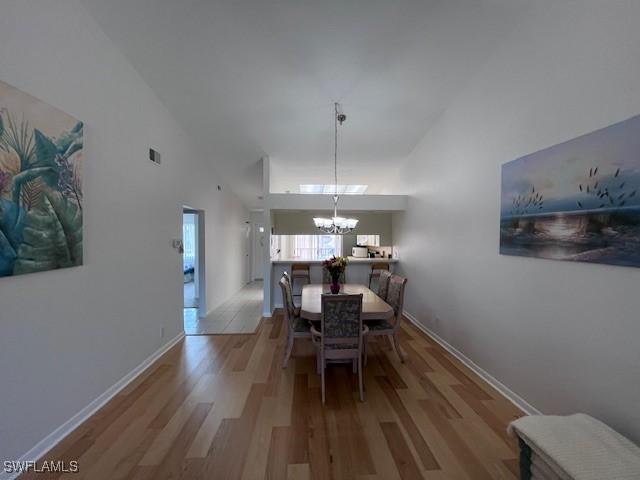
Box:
[291, 263, 311, 278]
[377, 270, 392, 300]
[320, 293, 363, 348]
[370, 262, 390, 273]
[279, 275, 297, 330]
[386, 274, 408, 331]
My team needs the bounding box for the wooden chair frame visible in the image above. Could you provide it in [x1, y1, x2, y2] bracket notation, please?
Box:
[279, 274, 310, 368]
[311, 293, 368, 404]
[365, 274, 408, 364]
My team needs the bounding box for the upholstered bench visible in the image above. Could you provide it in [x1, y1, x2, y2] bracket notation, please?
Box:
[509, 413, 640, 480]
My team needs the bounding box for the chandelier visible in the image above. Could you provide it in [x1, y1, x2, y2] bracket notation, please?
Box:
[313, 103, 359, 234]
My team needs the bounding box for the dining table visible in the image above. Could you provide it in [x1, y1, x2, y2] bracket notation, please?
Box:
[299, 283, 394, 321]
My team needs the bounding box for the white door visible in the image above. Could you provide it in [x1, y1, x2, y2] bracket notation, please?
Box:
[252, 224, 265, 280]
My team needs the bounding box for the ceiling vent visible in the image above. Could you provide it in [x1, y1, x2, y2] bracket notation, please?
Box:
[149, 148, 161, 165]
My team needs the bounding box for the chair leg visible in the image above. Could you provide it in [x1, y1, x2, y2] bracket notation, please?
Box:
[282, 332, 294, 368]
[321, 353, 326, 405]
[358, 354, 364, 401]
[352, 358, 357, 374]
[316, 349, 321, 375]
[363, 337, 368, 366]
[391, 332, 406, 363]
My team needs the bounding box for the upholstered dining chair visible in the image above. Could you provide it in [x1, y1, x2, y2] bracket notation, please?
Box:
[368, 262, 390, 289]
[281, 271, 294, 307]
[279, 274, 311, 368]
[365, 274, 408, 364]
[311, 293, 367, 404]
[377, 270, 392, 301]
[290, 263, 311, 301]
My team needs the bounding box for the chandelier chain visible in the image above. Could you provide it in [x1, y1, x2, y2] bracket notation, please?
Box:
[312, 102, 358, 235]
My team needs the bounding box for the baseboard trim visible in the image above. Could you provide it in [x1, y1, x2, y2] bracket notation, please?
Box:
[264, 307, 283, 319]
[403, 310, 541, 417]
[2, 332, 185, 480]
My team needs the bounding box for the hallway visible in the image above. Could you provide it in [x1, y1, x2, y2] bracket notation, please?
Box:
[184, 281, 263, 335]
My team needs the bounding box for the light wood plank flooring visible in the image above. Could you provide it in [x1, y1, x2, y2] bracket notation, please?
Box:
[21, 315, 524, 480]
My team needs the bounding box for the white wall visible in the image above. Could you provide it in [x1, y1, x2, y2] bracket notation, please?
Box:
[0, 0, 248, 461]
[394, 0, 640, 442]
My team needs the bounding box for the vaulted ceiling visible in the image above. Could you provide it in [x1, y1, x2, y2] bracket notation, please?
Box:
[80, 0, 528, 208]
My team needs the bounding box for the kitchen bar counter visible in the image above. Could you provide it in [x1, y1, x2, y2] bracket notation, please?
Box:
[270, 256, 398, 309]
[271, 256, 398, 264]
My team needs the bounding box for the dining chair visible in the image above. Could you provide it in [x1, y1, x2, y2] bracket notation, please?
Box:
[279, 274, 311, 368]
[290, 263, 311, 301]
[365, 274, 408, 364]
[368, 262, 390, 289]
[377, 270, 392, 301]
[311, 293, 367, 404]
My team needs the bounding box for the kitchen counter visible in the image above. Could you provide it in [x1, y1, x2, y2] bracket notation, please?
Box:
[270, 256, 399, 309]
[271, 256, 398, 264]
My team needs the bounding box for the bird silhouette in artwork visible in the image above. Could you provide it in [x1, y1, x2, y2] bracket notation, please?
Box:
[577, 166, 635, 209]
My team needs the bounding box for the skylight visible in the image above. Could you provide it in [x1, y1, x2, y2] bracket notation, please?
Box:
[299, 184, 368, 195]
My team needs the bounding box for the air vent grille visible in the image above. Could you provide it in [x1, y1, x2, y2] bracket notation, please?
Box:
[149, 148, 161, 165]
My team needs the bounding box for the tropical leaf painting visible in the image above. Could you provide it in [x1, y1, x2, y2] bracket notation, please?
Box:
[0, 80, 83, 277]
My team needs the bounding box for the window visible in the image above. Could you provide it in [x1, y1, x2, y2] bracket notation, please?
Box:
[276, 235, 342, 260]
[356, 235, 380, 247]
[299, 184, 368, 195]
[182, 220, 196, 269]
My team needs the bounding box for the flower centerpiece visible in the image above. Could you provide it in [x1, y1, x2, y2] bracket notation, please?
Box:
[322, 256, 348, 294]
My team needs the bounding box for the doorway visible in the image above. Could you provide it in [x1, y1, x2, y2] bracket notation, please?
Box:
[183, 208, 206, 334]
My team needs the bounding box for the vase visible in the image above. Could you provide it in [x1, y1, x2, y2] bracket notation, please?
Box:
[330, 273, 341, 294]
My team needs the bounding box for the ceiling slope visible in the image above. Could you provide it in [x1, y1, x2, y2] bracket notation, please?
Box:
[80, 0, 528, 208]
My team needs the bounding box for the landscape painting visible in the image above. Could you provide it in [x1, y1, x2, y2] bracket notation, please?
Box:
[500, 115, 640, 268]
[0, 80, 83, 278]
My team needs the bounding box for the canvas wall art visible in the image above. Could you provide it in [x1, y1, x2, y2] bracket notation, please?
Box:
[0, 80, 83, 277]
[500, 115, 640, 268]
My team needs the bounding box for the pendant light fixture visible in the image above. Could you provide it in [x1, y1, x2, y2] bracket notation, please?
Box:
[313, 103, 359, 234]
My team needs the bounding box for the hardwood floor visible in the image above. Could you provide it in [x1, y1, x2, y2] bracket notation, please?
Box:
[21, 315, 525, 480]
